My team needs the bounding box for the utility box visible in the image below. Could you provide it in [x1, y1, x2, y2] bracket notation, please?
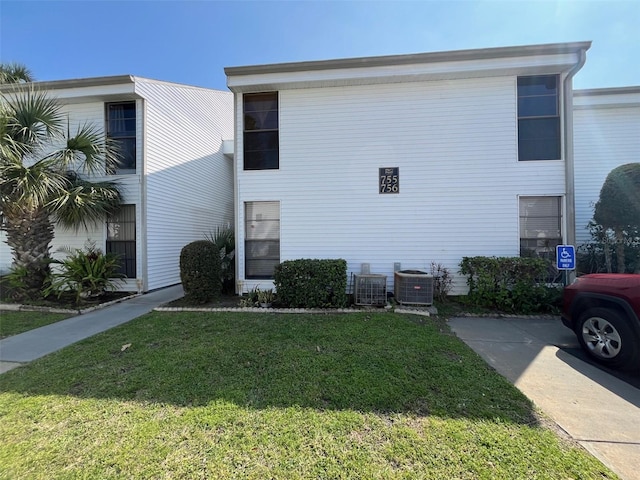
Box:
[353, 274, 387, 306]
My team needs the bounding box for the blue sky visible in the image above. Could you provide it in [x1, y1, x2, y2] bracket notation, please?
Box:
[1, 0, 638, 91]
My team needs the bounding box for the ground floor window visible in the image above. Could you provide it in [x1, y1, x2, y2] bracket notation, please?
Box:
[519, 196, 562, 262]
[245, 201, 280, 279]
[106, 205, 136, 278]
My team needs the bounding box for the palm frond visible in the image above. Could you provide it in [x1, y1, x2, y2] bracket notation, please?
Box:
[0, 62, 34, 84]
[0, 160, 68, 211]
[45, 122, 106, 174]
[49, 174, 122, 230]
[0, 88, 64, 160]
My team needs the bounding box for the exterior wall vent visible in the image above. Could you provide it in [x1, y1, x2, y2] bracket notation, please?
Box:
[394, 270, 434, 305]
[353, 274, 387, 306]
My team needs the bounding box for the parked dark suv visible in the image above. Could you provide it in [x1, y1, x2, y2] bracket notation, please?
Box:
[562, 274, 640, 371]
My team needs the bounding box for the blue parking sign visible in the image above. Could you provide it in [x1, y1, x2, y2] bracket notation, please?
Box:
[556, 245, 576, 270]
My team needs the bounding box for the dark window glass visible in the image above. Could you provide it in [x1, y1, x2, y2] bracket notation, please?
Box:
[243, 92, 278, 170]
[518, 118, 561, 160]
[106, 102, 136, 173]
[517, 75, 560, 161]
[106, 205, 136, 278]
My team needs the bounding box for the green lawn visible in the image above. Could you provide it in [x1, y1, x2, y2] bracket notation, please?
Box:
[0, 310, 71, 339]
[0, 311, 616, 479]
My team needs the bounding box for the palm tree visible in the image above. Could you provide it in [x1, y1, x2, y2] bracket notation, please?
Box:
[1, 86, 123, 299]
[0, 62, 34, 84]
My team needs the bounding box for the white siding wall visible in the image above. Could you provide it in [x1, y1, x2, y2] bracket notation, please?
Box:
[134, 80, 233, 291]
[573, 104, 640, 245]
[236, 76, 567, 294]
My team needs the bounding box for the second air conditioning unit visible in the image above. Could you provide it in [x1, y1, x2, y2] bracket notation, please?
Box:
[394, 270, 434, 305]
[353, 274, 387, 306]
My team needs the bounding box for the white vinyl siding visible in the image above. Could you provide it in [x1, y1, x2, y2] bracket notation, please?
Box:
[235, 76, 567, 294]
[134, 79, 233, 291]
[573, 98, 640, 246]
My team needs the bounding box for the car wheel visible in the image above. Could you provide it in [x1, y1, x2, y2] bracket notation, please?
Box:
[576, 307, 639, 370]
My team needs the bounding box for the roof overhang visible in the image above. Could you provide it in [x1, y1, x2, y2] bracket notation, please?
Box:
[574, 86, 640, 109]
[0, 75, 140, 104]
[226, 41, 592, 93]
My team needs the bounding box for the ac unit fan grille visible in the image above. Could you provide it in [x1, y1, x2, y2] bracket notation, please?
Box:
[353, 274, 387, 306]
[394, 271, 434, 305]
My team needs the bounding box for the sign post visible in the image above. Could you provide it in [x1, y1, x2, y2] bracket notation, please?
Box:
[556, 245, 576, 285]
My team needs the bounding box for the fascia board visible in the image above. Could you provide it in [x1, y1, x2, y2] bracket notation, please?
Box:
[227, 51, 584, 92]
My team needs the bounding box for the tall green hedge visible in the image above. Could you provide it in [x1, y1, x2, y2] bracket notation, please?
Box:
[459, 256, 560, 313]
[179, 240, 221, 304]
[274, 259, 347, 308]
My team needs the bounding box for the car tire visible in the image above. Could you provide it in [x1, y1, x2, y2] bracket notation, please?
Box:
[576, 307, 640, 370]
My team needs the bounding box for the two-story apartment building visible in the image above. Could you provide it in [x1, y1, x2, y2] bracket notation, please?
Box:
[225, 42, 591, 294]
[0, 76, 234, 292]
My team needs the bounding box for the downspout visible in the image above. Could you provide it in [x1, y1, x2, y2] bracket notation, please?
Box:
[563, 47, 587, 283]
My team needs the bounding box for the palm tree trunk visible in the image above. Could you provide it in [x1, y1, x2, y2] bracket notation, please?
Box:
[3, 207, 55, 298]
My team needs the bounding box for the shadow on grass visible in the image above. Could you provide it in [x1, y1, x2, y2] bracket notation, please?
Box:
[0, 311, 538, 425]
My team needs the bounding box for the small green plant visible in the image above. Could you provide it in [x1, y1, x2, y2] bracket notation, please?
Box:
[179, 240, 222, 304]
[257, 288, 275, 306]
[204, 225, 235, 293]
[2, 266, 32, 301]
[239, 287, 260, 307]
[45, 241, 125, 305]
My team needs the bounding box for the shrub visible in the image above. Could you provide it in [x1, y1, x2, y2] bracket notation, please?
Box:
[274, 259, 347, 308]
[430, 262, 453, 302]
[179, 240, 222, 304]
[459, 256, 558, 314]
[204, 225, 235, 294]
[45, 241, 125, 305]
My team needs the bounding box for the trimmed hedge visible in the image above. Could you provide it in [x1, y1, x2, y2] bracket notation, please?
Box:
[274, 259, 348, 308]
[459, 256, 561, 314]
[179, 240, 222, 304]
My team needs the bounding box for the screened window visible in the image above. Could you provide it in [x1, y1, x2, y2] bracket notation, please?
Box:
[519, 196, 562, 261]
[107, 205, 136, 278]
[243, 92, 278, 170]
[245, 201, 280, 279]
[106, 102, 136, 173]
[517, 75, 560, 161]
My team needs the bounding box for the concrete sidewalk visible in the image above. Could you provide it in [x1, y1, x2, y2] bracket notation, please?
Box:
[0, 284, 183, 373]
[448, 316, 640, 480]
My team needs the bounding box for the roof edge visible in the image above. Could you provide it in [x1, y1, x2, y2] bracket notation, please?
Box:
[574, 86, 640, 96]
[225, 41, 592, 77]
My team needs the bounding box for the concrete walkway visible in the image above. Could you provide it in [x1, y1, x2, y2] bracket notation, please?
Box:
[0, 284, 183, 373]
[448, 316, 640, 480]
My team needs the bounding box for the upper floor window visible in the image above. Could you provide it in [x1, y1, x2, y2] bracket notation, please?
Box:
[517, 75, 560, 161]
[106, 102, 136, 173]
[243, 92, 278, 170]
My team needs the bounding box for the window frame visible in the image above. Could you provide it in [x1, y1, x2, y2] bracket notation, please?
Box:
[243, 92, 279, 170]
[106, 204, 137, 278]
[105, 101, 137, 174]
[517, 75, 561, 161]
[519, 195, 563, 262]
[244, 201, 280, 279]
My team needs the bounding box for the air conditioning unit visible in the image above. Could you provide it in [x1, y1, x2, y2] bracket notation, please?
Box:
[394, 270, 434, 305]
[353, 274, 387, 306]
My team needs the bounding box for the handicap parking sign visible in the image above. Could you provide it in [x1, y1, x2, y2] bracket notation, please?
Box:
[556, 245, 576, 270]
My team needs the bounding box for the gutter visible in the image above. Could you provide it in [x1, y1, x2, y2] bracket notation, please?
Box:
[563, 46, 589, 282]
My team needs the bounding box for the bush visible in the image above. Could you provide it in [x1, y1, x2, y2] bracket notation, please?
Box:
[204, 225, 235, 294]
[430, 262, 453, 302]
[459, 256, 558, 314]
[179, 240, 222, 304]
[274, 259, 347, 308]
[45, 241, 125, 305]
